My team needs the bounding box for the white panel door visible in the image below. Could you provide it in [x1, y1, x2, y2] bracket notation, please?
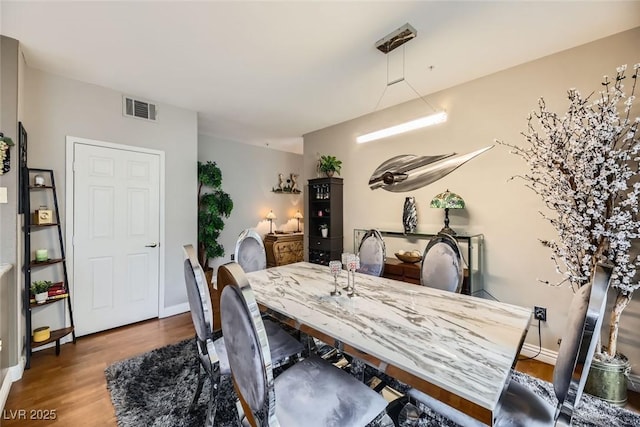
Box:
[73, 143, 160, 336]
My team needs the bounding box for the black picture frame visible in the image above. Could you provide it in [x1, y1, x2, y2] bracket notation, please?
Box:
[18, 121, 27, 213]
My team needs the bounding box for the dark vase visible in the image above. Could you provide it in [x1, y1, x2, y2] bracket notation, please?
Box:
[403, 197, 417, 234]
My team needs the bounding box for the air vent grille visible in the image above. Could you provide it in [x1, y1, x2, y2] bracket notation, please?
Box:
[123, 96, 157, 121]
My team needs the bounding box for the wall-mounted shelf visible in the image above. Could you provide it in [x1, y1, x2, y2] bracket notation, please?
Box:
[272, 189, 302, 194]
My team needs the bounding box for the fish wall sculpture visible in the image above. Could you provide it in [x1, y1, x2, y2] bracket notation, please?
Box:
[368, 145, 494, 192]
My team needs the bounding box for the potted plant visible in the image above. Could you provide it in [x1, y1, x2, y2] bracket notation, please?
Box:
[501, 63, 639, 405]
[319, 155, 342, 177]
[319, 224, 329, 238]
[198, 161, 233, 270]
[31, 280, 52, 304]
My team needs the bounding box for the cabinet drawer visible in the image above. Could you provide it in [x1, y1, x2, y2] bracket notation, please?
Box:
[309, 237, 341, 251]
[384, 263, 405, 276]
[405, 267, 421, 280]
[274, 241, 303, 254]
[405, 277, 421, 285]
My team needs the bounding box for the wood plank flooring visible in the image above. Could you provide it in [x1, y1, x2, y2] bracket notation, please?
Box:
[4, 313, 194, 426]
[4, 312, 638, 426]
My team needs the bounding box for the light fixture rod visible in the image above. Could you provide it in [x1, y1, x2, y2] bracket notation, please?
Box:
[356, 111, 448, 144]
[362, 22, 446, 143]
[388, 77, 405, 86]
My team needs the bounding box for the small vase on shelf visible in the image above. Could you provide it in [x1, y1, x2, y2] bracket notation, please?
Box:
[403, 197, 417, 234]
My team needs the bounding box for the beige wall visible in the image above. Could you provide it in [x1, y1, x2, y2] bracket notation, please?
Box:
[22, 67, 198, 321]
[198, 135, 303, 274]
[303, 27, 640, 370]
[0, 35, 21, 384]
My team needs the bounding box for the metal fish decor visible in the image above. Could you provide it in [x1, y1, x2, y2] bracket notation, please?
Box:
[368, 146, 493, 192]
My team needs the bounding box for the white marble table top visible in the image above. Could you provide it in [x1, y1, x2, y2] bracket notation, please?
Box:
[245, 262, 532, 423]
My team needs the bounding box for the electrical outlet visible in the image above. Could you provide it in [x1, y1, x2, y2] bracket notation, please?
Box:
[534, 306, 547, 322]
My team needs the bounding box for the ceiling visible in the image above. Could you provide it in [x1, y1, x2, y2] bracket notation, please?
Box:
[2, 1, 639, 154]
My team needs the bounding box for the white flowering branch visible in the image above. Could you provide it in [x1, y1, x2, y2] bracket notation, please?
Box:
[499, 64, 640, 359]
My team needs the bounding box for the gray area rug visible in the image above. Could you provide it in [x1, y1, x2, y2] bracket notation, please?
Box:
[106, 338, 640, 426]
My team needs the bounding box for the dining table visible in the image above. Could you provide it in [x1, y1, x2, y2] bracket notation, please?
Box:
[244, 262, 532, 426]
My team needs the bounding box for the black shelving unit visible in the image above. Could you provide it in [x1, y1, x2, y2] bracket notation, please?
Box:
[307, 177, 343, 265]
[22, 168, 76, 368]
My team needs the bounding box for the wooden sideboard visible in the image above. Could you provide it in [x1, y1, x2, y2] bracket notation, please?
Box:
[264, 232, 304, 267]
[383, 257, 470, 295]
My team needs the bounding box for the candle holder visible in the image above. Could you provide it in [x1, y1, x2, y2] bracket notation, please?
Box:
[329, 261, 341, 296]
[35, 249, 48, 262]
[347, 254, 360, 298]
[341, 252, 352, 291]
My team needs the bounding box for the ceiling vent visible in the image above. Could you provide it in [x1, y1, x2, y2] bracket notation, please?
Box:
[123, 96, 157, 121]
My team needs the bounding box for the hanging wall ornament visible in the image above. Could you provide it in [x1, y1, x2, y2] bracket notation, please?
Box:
[0, 135, 13, 175]
[368, 146, 494, 192]
[403, 196, 418, 234]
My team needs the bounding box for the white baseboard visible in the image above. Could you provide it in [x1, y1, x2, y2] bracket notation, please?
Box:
[0, 357, 25, 413]
[160, 302, 189, 318]
[520, 343, 558, 366]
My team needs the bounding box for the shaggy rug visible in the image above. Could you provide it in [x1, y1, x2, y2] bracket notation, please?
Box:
[105, 338, 640, 426]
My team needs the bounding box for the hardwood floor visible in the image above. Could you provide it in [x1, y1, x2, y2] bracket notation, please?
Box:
[4, 313, 639, 426]
[4, 313, 194, 427]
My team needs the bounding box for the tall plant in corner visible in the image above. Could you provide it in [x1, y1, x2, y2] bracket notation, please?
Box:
[500, 63, 640, 362]
[198, 161, 233, 269]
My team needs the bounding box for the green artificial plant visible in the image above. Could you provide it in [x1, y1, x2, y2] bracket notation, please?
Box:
[30, 280, 52, 295]
[319, 155, 342, 176]
[0, 136, 15, 146]
[198, 161, 233, 268]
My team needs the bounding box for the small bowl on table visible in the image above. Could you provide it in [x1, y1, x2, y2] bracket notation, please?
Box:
[395, 252, 422, 264]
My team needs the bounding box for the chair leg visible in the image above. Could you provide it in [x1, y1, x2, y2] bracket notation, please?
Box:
[205, 370, 229, 427]
[205, 375, 218, 427]
[349, 357, 366, 382]
[300, 332, 316, 357]
[189, 359, 205, 412]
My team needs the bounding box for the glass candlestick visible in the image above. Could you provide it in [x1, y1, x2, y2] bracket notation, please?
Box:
[329, 261, 341, 296]
[341, 252, 352, 290]
[347, 254, 360, 297]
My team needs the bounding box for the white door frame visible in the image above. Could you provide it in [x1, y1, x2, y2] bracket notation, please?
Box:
[65, 136, 167, 322]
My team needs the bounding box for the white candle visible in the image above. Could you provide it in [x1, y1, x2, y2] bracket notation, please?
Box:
[35, 249, 48, 262]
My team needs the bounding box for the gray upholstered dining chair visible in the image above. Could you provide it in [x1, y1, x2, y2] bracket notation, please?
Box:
[219, 262, 389, 427]
[420, 232, 464, 292]
[234, 228, 267, 273]
[357, 229, 386, 277]
[407, 262, 613, 427]
[182, 245, 304, 426]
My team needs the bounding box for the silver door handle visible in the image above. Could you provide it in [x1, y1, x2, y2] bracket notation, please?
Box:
[145, 242, 158, 248]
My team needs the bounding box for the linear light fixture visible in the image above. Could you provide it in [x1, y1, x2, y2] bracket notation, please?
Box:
[357, 111, 447, 143]
[358, 23, 447, 143]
